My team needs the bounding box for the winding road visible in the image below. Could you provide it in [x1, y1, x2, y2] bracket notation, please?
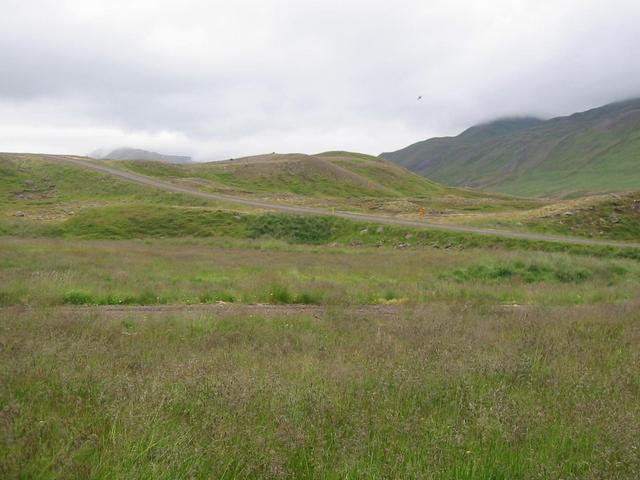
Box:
[50, 155, 640, 249]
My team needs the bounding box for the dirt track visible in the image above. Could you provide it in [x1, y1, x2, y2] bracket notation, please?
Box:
[7, 303, 401, 319]
[3, 302, 526, 319]
[49, 155, 640, 249]
[8, 301, 632, 319]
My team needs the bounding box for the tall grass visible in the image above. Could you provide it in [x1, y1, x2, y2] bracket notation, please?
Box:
[1, 304, 639, 478]
[2, 238, 639, 307]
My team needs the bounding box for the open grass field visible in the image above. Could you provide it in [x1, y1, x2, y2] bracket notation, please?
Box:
[2, 237, 640, 308]
[2, 303, 639, 478]
[2, 152, 640, 478]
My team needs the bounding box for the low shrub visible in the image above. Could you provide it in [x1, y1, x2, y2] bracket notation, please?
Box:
[247, 214, 348, 243]
[443, 260, 593, 284]
[293, 291, 324, 305]
[62, 290, 167, 305]
[199, 292, 237, 303]
[269, 285, 293, 304]
[62, 290, 94, 305]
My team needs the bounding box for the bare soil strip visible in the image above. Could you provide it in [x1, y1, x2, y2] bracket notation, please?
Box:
[6, 303, 397, 319]
[50, 155, 640, 249]
[7, 301, 632, 319]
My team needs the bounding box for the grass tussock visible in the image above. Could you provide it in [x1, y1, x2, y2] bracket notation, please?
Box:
[62, 290, 167, 306]
[442, 259, 594, 284]
[248, 214, 348, 244]
[267, 285, 324, 305]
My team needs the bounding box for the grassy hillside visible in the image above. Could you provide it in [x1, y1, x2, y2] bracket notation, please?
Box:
[103, 150, 546, 216]
[4, 152, 640, 251]
[381, 99, 640, 197]
[0, 153, 217, 212]
[439, 192, 640, 244]
[107, 151, 448, 198]
[517, 192, 640, 241]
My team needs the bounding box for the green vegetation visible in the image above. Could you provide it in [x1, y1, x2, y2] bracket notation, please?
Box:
[0, 153, 211, 213]
[442, 258, 599, 284]
[1, 238, 639, 308]
[2, 151, 640, 478]
[2, 304, 639, 478]
[471, 192, 640, 243]
[109, 151, 447, 198]
[247, 214, 345, 244]
[522, 193, 640, 241]
[105, 151, 545, 215]
[381, 99, 640, 197]
[58, 205, 249, 240]
[4, 200, 640, 262]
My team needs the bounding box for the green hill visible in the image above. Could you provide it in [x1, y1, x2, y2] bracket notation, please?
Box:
[104, 150, 545, 215]
[3, 152, 640, 252]
[381, 99, 640, 197]
[106, 151, 448, 198]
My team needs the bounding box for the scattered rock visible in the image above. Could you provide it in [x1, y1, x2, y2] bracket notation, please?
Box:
[405, 233, 413, 239]
[609, 214, 621, 224]
[563, 211, 574, 216]
[14, 211, 25, 217]
[376, 226, 384, 234]
[233, 215, 241, 220]
[359, 228, 369, 235]
[394, 243, 411, 249]
[23, 179, 34, 188]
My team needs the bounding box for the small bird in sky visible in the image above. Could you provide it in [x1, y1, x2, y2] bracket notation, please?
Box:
[417, 95, 422, 100]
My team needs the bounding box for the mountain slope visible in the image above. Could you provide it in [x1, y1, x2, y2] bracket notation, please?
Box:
[92, 148, 192, 164]
[381, 99, 640, 197]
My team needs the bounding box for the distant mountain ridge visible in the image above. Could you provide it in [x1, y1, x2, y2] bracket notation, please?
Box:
[380, 99, 640, 197]
[459, 117, 544, 140]
[91, 148, 192, 164]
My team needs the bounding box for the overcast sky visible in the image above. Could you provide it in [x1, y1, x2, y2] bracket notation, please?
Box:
[1, 0, 639, 160]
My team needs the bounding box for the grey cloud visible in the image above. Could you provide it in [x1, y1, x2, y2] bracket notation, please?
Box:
[1, 0, 639, 159]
